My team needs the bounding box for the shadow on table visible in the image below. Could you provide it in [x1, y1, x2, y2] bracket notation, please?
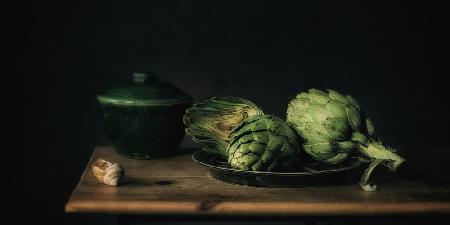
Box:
[174, 148, 201, 157]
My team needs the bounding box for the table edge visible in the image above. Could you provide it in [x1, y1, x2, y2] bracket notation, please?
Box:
[66, 200, 450, 215]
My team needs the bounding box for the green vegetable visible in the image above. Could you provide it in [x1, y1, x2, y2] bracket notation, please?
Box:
[286, 89, 405, 191]
[227, 115, 301, 171]
[183, 97, 264, 157]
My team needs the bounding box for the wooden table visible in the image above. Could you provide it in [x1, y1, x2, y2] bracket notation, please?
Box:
[66, 146, 450, 218]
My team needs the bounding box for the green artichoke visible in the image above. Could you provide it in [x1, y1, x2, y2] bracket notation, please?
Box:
[227, 115, 301, 171]
[183, 97, 264, 157]
[286, 89, 405, 191]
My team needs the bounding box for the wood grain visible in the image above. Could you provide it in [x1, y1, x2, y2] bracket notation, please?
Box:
[65, 146, 450, 215]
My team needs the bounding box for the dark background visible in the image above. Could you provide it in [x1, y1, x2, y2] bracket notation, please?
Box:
[9, 0, 450, 224]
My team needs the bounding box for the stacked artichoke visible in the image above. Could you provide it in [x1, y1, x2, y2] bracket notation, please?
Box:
[183, 90, 405, 191]
[227, 115, 300, 171]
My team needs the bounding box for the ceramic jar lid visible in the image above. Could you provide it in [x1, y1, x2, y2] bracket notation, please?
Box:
[97, 72, 192, 106]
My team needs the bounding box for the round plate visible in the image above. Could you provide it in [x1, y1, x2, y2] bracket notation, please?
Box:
[192, 150, 363, 187]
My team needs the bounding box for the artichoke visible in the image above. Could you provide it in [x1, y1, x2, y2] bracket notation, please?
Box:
[286, 89, 405, 191]
[183, 97, 264, 157]
[227, 115, 301, 171]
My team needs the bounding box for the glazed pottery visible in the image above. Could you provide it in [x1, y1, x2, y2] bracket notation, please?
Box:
[97, 73, 192, 159]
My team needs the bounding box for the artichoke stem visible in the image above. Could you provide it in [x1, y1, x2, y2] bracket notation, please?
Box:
[357, 141, 405, 171]
[357, 141, 405, 192]
[360, 159, 383, 192]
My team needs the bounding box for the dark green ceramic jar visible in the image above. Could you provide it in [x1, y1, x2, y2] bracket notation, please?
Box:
[97, 73, 193, 159]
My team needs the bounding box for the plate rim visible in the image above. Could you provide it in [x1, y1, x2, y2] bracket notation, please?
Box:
[192, 150, 361, 176]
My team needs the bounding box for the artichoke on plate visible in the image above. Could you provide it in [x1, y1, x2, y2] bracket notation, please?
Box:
[227, 115, 301, 171]
[183, 97, 264, 157]
[286, 89, 405, 191]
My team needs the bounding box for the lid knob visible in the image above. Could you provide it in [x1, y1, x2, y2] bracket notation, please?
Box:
[133, 72, 157, 84]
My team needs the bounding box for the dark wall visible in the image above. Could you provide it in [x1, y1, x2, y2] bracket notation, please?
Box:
[10, 1, 450, 224]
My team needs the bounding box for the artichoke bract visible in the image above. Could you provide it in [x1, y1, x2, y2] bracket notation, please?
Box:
[286, 89, 405, 191]
[183, 97, 264, 157]
[227, 115, 300, 171]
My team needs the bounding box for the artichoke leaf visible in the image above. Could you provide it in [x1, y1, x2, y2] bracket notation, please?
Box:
[335, 141, 356, 152]
[326, 100, 348, 119]
[346, 95, 361, 112]
[345, 106, 361, 131]
[323, 118, 348, 140]
[325, 153, 349, 164]
[327, 89, 349, 104]
[308, 89, 330, 104]
[227, 132, 269, 156]
[365, 118, 375, 137]
[303, 143, 335, 160]
[351, 132, 369, 146]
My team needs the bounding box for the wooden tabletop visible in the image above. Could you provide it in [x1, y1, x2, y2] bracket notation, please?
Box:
[65, 146, 450, 216]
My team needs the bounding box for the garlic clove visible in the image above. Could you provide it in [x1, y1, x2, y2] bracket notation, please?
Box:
[92, 159, 124, 186]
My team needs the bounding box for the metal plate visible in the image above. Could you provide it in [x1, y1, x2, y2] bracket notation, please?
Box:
[192, 150, 363, 187]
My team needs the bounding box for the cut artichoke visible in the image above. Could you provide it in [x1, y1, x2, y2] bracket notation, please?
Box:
[183, 97, 264, 157]
[227, 115, 301, 171]
[287, 89, 405, 191]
